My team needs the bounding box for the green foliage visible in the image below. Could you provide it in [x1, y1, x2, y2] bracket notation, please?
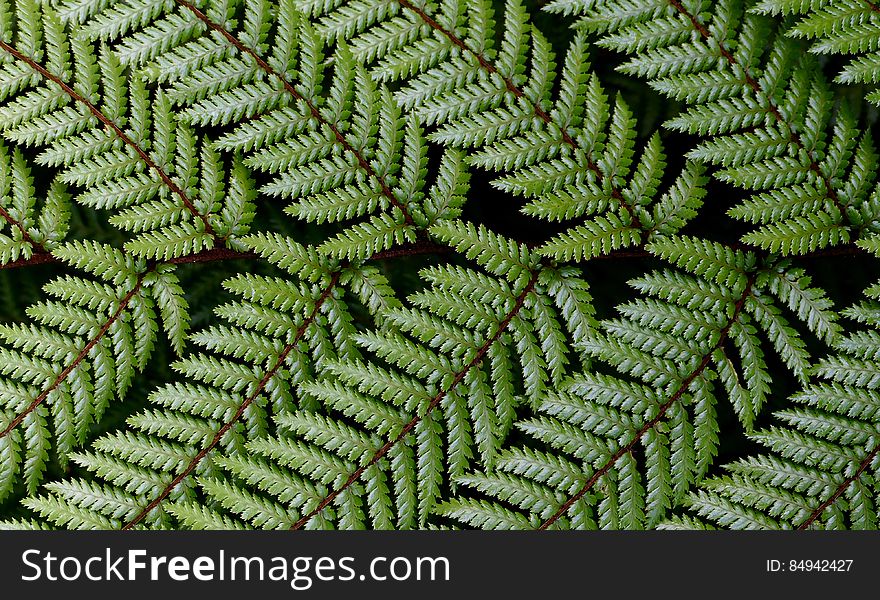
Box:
[433, 240, 840, 529]
[753, 0, 880, 105]
[0, 241, 185, 501]
[0, 0, 254, 260]
[299, 0, 711, 261]
[16, 228, 597, 529]
[11, 235, 390, 528]
[0, 142, 70, 264]
[0, 0, 877, 532]
[667, 297, 880, 530]
[565, 0, 880, 256]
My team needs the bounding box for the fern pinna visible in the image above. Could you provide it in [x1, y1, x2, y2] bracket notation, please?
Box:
[563, 0, 880, 256]
[669, 285, 880, 530]
[752, 0, 880, 107]
[0, 0, 877, 531]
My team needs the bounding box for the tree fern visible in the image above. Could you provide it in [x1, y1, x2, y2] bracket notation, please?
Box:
[0, 141, 69, 265]
[666, 289, 880, 530]
[752, 0, 880, 106]
[8, 233, 850, 530]
[0, 240, 187, 501]
[0, 0, 877, 534]
[427, 240, 840, 529]
[5, 224, 594, 528]
[1, 234, 369, 527]
[0, 0, 440, 500]
[54, 1, 426, 260]
[304, 0, 711, 260]
[0, 0, 260, 260]
[62, 0, 712, 261]
[560, 0, 880, 256]
[0, 0, 259, 492]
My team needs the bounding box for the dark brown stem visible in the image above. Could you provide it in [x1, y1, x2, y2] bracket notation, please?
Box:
[538, 275, 755, 529]
[166, 248, 258, 264]
[0, 204, 42, 251]
[370, 240, 451, 260]
[395, 0, 642, 230]
[590, 249, 652, 260]
[798, 441, 880, 529]
[0, 242, 450, 272]
[800, 245, 868, 258]
[0, 248, 263, 270]
[173, 0, 415, 228]
[0, 250, 58, 269]
[572, 241, 866, 262]
[122, 271, 342, 529]
[291, 268, 541, 529]
[0, 40, 215, 237]
[0, 240, 864, 273]
[0, 270, 150, 438]
[666, 0, 845, 217]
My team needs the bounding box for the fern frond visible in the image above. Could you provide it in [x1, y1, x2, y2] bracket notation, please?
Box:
[0, 141, 69, 264]
[183, 241, 595, 529]
[0, 240, 190, 501]
[63, 0, 713, 263]
[298, 0, 711, 261]
[10, 227, 598, 529]
[71, 1, 442, 260]
[565, 0, 880, 255]
[670, 303, 880, 530]
[433, 239, 842, 529]
[0, 1, 255, 260]
[0, 0, 873, 535]
[752, 0, 880, 105]
[10, 232, 396, 528]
